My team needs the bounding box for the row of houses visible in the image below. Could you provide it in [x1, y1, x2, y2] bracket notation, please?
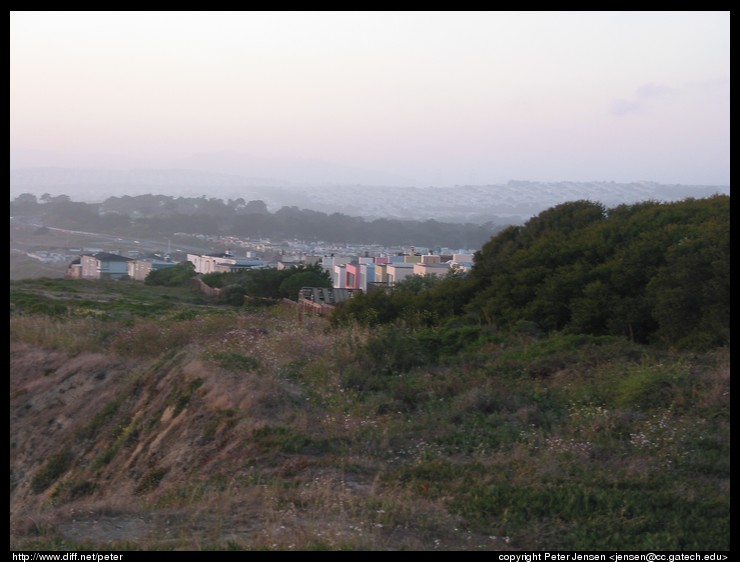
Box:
[65, 250, 320, 280]
[66, 252, 177, 281]
[66, 249, 477, 299]
[324, 252, 474, 292]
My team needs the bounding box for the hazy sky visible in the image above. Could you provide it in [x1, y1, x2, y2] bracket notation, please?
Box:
[10, 11, 730, 186]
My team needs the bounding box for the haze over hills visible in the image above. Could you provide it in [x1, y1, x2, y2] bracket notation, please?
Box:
[9, 149, 414, 190]
[10, 163, 729, 224]
[10, 167, 293, 208]
[281, 181, 730, 223]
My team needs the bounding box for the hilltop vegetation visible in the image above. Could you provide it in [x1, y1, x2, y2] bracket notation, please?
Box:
[334, 196, 730, 351]
[9, 196, 730, 551]
[10, 193, 501, 248]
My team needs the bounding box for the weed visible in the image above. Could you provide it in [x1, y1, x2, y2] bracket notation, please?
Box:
[31, 451, 73, 494]
[208, 351, 260, 372]
[135, 467, 170, 495]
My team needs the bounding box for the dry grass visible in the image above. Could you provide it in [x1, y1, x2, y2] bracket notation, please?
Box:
[9, 290, 730, 551]
[10, 315, 111, 355]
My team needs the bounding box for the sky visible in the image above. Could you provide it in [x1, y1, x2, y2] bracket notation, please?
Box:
[9, 11, 731, 187]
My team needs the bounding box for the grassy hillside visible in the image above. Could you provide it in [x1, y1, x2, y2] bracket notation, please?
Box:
[10, 279, 730, 550]
[10, 252, 68, 280]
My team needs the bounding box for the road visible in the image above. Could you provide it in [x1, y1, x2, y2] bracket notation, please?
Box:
[10, 216, 216, 256]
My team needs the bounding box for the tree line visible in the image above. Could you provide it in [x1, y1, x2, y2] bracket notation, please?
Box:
[145, 261, 332, 305]
[332, 196, 729, 351]
[10, 193, 502, 248]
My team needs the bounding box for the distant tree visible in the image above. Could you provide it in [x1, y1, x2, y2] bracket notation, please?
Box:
[228, 198, 246, 210]
[145, 261, 196, 287]
[244, 200, 270, 215]
[99, 212, 131, 232]
[231, 268, 287, 299]
[42, 194, 71, 204]
[42, 199, 103, 230]
[279, 269, 332, 300]
[219, 284, 249, 306]
[10, 193, 40, 215]
[392, 274, 443, 295]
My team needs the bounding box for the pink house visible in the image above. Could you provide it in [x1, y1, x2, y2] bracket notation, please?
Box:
[344, 262, 362, 289]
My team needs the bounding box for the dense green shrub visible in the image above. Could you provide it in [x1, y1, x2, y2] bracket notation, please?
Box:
[332, 196, 729, 351]
[145, 261, 197, 286]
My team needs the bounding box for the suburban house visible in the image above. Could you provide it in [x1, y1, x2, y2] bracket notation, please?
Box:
[324, 256, 353, 289]
[187, 252, 266, 274]
[276, 258, 301, 270]
[385, 262, 416, 284]
[333, 263, 348, 288]
[374, 262, 390, 285]
[358, 262, 376, 290]
[413, 262, 450, 277]
[342, 257, 372, 289]
[65, 257, 82, 279]
[79, 252, 133, 280]
[450, 253, 475, 273]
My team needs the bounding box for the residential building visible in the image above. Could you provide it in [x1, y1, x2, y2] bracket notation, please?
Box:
[452, 253, 475, 264]
[65, 258, 82, 279]
[276, 259, 301, 271]
[413, 262, 450, 277]
[321, 254, 353, 275]
[344, 262, 362, 289]
[187, 252, 266, 274]
[386, 262, 415, 284]
[358, 263, 376, 291]
[333, 263, 348, 288]
[79, 252, 133, 280]
[374, 262, 390, 284]
[451, 253, 475, 273]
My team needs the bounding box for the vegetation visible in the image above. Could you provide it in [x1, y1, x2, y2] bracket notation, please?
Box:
[144, 261, 197, 287]
[10, 196, 729, 551]
[201, 263, 332, 304]
[333, 196, 730, 351]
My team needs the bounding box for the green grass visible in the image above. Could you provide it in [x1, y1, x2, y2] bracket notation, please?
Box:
[9, 278, 213, 319]
[10, 278, 730, 551]
[135, 467, 170, 495]
[31, 451, 74, 494]
[251, 426, 337, 455]
[207, 351, 261, 372]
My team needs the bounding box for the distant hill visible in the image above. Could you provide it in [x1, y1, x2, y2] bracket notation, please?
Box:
[289, 180, 731, 223]
[10, 167, 729, 223]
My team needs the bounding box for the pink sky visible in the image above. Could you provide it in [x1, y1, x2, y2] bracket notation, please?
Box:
[10, 11, 730, 186]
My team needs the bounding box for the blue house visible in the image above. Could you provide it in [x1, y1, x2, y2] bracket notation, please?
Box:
[80, 252, 133, 279]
